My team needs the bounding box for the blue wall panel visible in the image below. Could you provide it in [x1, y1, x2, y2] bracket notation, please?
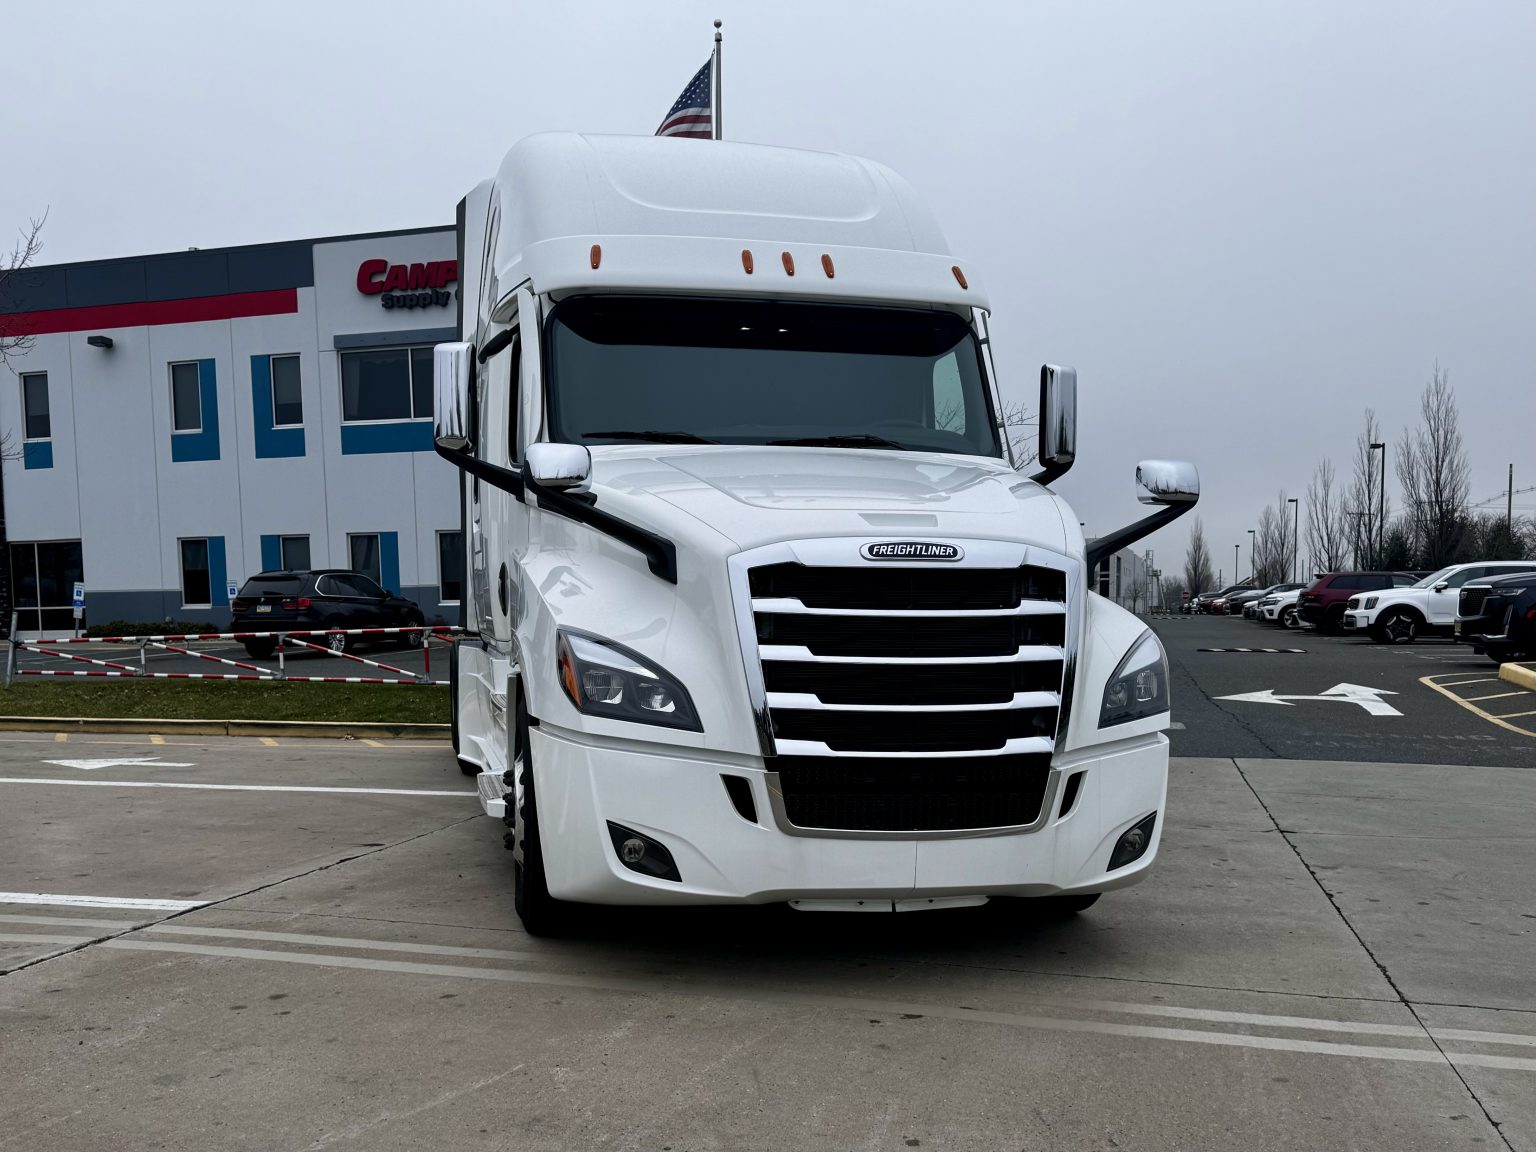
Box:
[171, 359, 220, 462]
[340, 421, 432, 455]
[22, 441, 53, 469]
[380, 532, 400, 594]
[208, 536, 229, 607]
[250, 355, 305, 459]
[260, 535, 281, 572]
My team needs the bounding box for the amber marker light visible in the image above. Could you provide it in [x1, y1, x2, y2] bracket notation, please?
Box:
[590, 244, 602, 270]
[952, 265, 968, 289]
[821, 254, 835, 278]
[781, 251, 795, 276]
[741, 249, 754, 274]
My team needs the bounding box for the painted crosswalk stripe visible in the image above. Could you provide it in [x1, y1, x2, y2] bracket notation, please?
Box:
[0, 892, 205, 911]
[0, 778, 474, 797]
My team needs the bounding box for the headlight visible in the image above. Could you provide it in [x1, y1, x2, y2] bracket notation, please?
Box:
[1100, 630, 1170, 728]
[1363, 596, 1378, 610]
[556, 629, 702, 731]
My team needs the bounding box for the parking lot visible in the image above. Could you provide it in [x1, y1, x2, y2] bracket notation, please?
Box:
[2, 622, 1534, 1151]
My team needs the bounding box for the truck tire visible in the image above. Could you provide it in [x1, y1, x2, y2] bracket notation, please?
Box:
[1280, 606, 1300, 629]
[325, 620, 349, 655]
[1373, 608, 1419, 645]
[1485, 644, 1515, 665]
[1319, 606, 1346, 634]
[512, 693, 572, 936]
[450, 644, 479, 776]
[1033, 893, 1101, 917]
[243, 639, 276, 660]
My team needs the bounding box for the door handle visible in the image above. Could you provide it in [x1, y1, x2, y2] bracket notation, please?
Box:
[498, 563, 509, 616]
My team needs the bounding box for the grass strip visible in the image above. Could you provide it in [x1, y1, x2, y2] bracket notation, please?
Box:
[0, 680, 448, 724]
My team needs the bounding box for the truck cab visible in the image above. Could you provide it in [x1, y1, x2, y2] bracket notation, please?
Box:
[434, 133, 1198, 933]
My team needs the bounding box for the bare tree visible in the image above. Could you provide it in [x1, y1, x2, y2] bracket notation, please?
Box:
[1, 213, 48, 463]
[1346, 409, 1391, 569]
[1252, 491, 1295, 585]
[1183, 517, 1214, 594]
[997, 400, 1037, 468]
[1304, 459, 1349, 573]
[1396, 365, 1470, 568]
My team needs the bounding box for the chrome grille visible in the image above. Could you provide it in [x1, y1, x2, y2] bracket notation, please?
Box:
[741, 550, 1072, 834]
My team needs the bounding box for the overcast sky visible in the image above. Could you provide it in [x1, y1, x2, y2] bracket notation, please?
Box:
[7, 1, 1534, 581]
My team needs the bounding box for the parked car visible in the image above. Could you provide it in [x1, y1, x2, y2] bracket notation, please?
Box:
[1344, 561, 1536, 644]
[1457, 571, 1536, 663]
[1257, 587, 1305, 628]
[1296, 571, 1418, 632]
[231, 570, 427, 658]
[1192, 584, 1250, 615]
[1230, 582, 1302, 619]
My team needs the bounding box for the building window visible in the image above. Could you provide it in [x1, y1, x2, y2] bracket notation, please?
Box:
[339, 346, 434, 423]
[438, 531, 464, 603]
[271, 355, 303, 427]
[171, 362, 202, 432]
[8, 540, 83, 633]
[21, 373, 50, 440]
[180, 538, 212, 607]
[349, 533, 382, 586]
[280, 535, 311, 571]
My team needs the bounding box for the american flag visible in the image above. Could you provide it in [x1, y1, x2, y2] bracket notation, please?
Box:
[656, 60, 713, 139]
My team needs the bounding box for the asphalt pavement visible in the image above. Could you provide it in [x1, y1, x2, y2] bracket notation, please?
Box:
[2, 730, 1534, 1150]
[8, 636, 442, 683]
[1158, 614, 1536, 767]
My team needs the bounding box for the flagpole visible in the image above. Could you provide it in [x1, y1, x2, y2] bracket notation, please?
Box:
[712, 19, 723, 140]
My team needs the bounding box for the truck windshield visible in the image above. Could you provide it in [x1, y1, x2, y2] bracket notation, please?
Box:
[546, 296, 1002, 458]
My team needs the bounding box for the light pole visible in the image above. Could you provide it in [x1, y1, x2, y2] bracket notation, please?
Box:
[1287, 498, 1300, 582]
[1234, 543, 1240, 585]
[1247, 528, 1255, 580]
[1369, 442, 1386, 567]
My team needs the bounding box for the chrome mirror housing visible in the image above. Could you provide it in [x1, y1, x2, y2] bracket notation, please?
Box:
[433, 342, 474, 452]
[1030, 365, 1077, 485]
[526, 443, 593, 492]
[1135, 460, 1200, 506]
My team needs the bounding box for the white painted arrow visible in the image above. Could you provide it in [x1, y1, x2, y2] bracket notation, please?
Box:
[1215, 682, 1401, 717]
[43, 756, 196, 771]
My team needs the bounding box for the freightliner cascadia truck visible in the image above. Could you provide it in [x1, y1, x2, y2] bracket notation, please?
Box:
[433, 133, 1198, 935]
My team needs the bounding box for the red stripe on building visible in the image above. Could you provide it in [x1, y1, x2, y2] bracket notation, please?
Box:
[0, 287, 300, 337]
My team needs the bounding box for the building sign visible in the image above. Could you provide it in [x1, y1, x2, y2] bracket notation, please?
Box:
[356, 259, 458, 311]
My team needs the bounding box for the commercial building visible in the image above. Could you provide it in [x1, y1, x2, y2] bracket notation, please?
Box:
[0, 226, 464, 636]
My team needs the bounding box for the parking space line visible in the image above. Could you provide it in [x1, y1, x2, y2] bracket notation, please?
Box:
[53, 733, 67, 743]
[96, 938, 1536, 1073]
[0, 932, 96, 946]
[1495, 708, 1536, 719]
[260, 737, 279, 747]
[143, 924, 540, 962]
[1464, 691, 1527, 702]
[0, 777, 475, 797]
[1437, 677, 1499, 688]
[0, 891, 206, 911]
[149, 735, 165, 745]
[1421, 675, 1536, 738]
[362, 739, 386, 748]
[0, 913, 150, 930]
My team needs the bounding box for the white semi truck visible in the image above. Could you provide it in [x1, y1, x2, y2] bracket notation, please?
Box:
[434, 133, 1199, 934]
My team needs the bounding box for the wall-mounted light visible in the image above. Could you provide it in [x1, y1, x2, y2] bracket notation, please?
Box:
[86, 334, 113, 349]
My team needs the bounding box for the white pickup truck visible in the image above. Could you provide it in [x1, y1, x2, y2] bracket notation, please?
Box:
[433, 133, 1199, 934]
[1343, 560, 1536, 643]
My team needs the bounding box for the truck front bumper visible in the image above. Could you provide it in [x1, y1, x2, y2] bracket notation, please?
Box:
[1342, 611, 1374, 632]
[530, 727, 1168, 906]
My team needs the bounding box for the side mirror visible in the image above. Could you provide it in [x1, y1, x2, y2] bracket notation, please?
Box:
[1434, 581, 1450, 592]
[1030, 365, 1077, 485]
[526, 443, 592, 492]
[1135, 459, 1200, 505]
[433, 342, 474, 453]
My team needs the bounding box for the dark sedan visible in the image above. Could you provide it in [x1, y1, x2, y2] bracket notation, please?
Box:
[1457, 572, 1536, 664]
[231, 570, 426, 658]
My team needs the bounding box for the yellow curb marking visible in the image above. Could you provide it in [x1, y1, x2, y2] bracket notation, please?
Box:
[1437, 677, 1499, 688]
[362, 739, 386, 748]
[1494, 709, 1536, 720]
[149, 735, 166, 745]
[1465, 691, 1527, 703]
[1422, 675, 1536, 739]
[53, 733, 67, 743]
[260, 737, 279, 747]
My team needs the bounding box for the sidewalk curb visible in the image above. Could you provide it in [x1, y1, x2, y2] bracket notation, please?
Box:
[1499, 662, 1536, 692]
[0, 716, 449, 740]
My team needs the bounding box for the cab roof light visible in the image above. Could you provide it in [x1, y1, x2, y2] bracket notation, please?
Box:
[821, 254, 835, 279]
[741, 249, 754, 274]
[952, 265, 969, 289]
[781, 251, 795, 276]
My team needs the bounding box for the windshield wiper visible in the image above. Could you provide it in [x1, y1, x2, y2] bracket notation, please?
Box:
[582, 430, 719, 444]
[768, 433, 907, 450]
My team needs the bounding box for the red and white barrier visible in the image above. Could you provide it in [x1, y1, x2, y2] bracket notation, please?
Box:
[4, 622, 461, 688]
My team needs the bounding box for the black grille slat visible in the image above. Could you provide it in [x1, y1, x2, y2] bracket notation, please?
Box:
[775, 755, 1051, 831]
[764, 661, 1063, 705]
[750, 563, 1065, 610]
[773, 708, 1055, 752]
[756, 612, 1065, 657]
[1459, 588, 1489, 620]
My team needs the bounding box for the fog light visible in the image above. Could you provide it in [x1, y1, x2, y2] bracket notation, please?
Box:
[1108, 812, 1157, 870]
[606, 822, 681, 882]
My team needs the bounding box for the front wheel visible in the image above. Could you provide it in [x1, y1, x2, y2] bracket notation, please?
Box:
[403, 617, 425, 649]
[243, 639, 276, 660]
[325, 628, 349, 655]
[1374, 609, 1419, 645]
[512, 692, 573, 936]
[1281, 606, 1300, 629]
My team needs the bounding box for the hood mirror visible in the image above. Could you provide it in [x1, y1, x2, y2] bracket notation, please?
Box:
[1135, 459, 1200, 506]
[526, 443, 593, 492]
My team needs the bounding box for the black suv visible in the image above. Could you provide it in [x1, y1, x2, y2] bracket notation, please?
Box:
[231, 570, 426, 658]
[1457, 571, 1536, 664]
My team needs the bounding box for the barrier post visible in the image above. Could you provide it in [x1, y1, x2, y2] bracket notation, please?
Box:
[277, 634, 287, 680]
[139, 640, 148, 675]
[4, 612, 16, 688]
